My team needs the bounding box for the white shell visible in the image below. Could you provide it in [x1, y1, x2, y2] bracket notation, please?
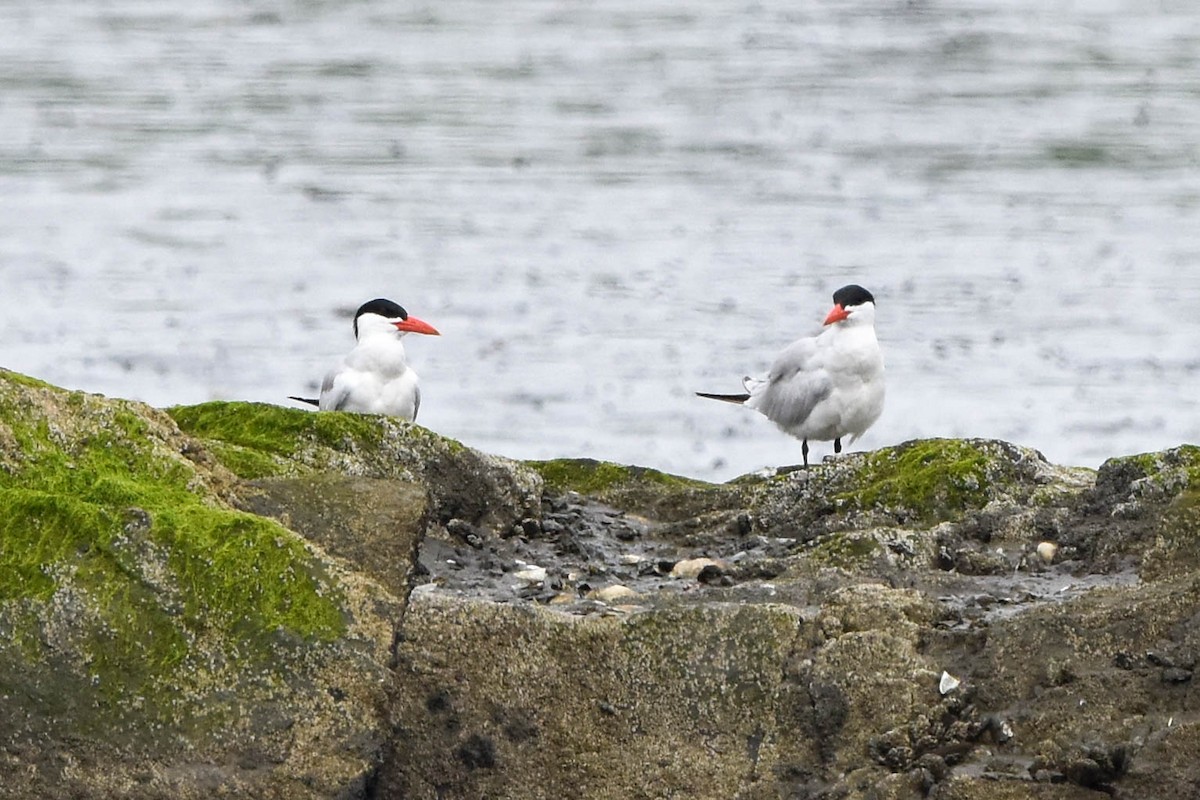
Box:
[939, 670, 961, 695]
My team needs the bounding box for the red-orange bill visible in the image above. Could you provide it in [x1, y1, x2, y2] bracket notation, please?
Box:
[394, 316, 440, 335]
[823, 304, 849, 325]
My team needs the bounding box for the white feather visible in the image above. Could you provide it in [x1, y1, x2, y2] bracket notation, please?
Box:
[318, 312, 423, 420]
[733, 295, 885, 451]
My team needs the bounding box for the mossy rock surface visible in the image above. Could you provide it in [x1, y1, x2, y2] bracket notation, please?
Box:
[1063, 444, 1200, 575]
[6, 367, 1200, 799]
[751, 438, 1059, 541]
[235, 473, 428, 598]
[528, 457, 744, 521]
[0, 369, 398, 798]
[171, 400, 543, 533]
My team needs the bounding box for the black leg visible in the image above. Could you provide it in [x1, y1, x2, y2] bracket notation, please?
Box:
[802, 439, 809, 468]
[834, 437, 842, 454]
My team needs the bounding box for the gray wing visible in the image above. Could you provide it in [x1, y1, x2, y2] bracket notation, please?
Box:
[747, 337, 831, 430]
[318, 369, 351, 412]
[412, 384, 421, 421]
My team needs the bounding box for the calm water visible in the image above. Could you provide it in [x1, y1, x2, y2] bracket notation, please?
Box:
[2, 0, 1199, 481]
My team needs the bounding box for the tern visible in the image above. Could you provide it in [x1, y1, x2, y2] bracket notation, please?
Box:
[697, 284, 884, 468]
[290, 298, 440, 420]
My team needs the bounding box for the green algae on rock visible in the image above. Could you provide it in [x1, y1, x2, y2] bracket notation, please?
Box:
[749, 438, 1061, 544]
[1091, 445, 1200, 581]
[170, 400, 543, 532]
[528, 457, 745, 522]
[530, 458, 707, 495]
[0, 369, 400, 798]
[0, 372, 346, 653]
[6, 366, 1200, 799]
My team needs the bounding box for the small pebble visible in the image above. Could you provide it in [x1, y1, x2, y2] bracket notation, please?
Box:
[590, 584, 640, 603]
[1162, 667, 1193, 684]
[671, 557, 724, 579]
[513, 565, 547, 583]
[1036, 541, 1058, 564]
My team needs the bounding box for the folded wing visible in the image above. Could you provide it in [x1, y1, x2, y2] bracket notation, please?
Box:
[746, 337, 832, 431]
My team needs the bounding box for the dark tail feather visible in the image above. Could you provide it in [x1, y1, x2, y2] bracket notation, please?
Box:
[288, 396, 319, 407]
[696, 391, 751, 404]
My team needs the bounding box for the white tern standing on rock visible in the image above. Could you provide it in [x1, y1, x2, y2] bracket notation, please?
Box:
[697, 284, 885, 468]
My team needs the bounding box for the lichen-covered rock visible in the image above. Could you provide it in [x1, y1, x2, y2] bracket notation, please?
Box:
[1064, 445, 1200, 577]
[5, 366, 1200, 799]
[377, 594, 807, 799]
[750, 439, 1063, 535]
[169, 400, 543, 534]
[529, 457, 745, 523]
[0, 370, 409, 797]
[234, 474, 427, 598]
[929, 778, 1110, 799]
[393, 437, 1200, 798]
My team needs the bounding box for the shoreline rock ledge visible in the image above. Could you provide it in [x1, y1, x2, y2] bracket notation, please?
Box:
[1, 366, 1198, 799]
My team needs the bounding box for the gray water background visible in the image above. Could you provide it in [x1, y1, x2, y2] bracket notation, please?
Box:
[2, 0, 1199, 481]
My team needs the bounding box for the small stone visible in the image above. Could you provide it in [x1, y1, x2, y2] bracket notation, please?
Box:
[590, 584, 640, 603]
[1036, 541, 1058, 564]
[913, 753, 948, 782]
[619, 554, 644, 565]
[513, 564, 547, 584]
[1162, 667, 1193, 684]
[670, 557, 724, 579]
[447, 518, 486, 548]
[515, 583, 543, 599]
[1063, 757, 1104, 788]
[982, 715, 1015, 744]
[614, 527, 640, 542]
[1146, 650, 1174, 668]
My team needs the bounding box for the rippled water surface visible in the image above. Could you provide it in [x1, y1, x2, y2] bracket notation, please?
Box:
[3, 0, 1199, 480]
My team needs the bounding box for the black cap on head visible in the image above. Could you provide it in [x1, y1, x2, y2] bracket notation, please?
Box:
[353, 298, 408, 338]
[832, 284, 875, 308]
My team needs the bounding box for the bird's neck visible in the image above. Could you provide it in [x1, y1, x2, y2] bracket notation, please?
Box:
[349, 334, 409, 371]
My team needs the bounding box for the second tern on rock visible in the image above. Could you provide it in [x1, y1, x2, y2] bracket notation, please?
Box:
[697, 284, 885, 468]
[290, 298, 440, 421]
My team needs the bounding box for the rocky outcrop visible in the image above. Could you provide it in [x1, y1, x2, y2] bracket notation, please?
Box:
[1, 367, 1198, 798]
